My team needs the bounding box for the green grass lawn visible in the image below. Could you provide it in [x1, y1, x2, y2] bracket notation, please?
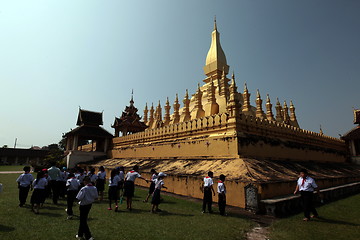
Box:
[0, 165, 26, 172]
[0, 173, 252, 240]
[270, 194, 360, 240]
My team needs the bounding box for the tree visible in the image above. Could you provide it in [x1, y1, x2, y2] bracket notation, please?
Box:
[43, 142, 65, 167]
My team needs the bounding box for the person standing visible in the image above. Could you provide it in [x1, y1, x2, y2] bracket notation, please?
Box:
[48, 164, 61, 204]
[201, 171, 215, 213]
[95, 166, 106, 201]
[151, 172, 167, 213]
[59, 167, 69, 198]
[76, 176, 98, 240]
[30, 171, 48, 214]
[294, 169, 319, 221]
[217, 174, 227, 216]
[66, 173, 80, 220]
[16, 166, 34, 207]
[108, 169, 121, 212]
[144, 169, 158, 203]
[124, 165, 148, 210]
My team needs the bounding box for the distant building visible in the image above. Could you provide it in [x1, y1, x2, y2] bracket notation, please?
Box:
[342, 109, 360, 164]
[0, 148, 49, 165]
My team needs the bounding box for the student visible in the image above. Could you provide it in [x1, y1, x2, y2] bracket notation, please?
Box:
[59, 167, 69, 198]
[124, 165, 148, 210]
[151, 172, 167, 213]
[95, 166, 106, 201]
[78, 168, 86, 188]
[30, 171, 48, 214]
[217, 174, 227, 216]
[88, 168, 98, 185]
[16, 166, 34, 207]
[76, 176, 98, 240]
[118, 166, 125, 196]
[48, 164, 61, 204]
[66, 173, 80, 220]
[144, 169, 158, 203]
[294, 169, 319, 221]
[201, 171, 215, 213]
[108, 169, 121, 211]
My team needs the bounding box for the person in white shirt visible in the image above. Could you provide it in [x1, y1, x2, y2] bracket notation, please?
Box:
[118, 166, 125, 196]
[59, 167, 69, 198]
[30, 171, 48, 214]
[48, 165, 61, 205]
[151, 172, 167, 213]
[124, 165, 148, 210]
[66, 173, 80, 219]
[294, 169, 319, 221]
[95, 166, 106, 201]
[217, 174, 227, 216]
[16, 166, 34, 207]
[201, 171, 215, 213]
[76, 176, 98, 240]
[88, 168, 98, 184]
[144, 169, 158, 203]
[108, 169, 121, 212]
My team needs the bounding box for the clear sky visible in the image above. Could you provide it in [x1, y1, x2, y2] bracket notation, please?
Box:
[1, 0, 359, 148]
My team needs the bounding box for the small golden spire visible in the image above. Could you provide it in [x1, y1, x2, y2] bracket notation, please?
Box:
[283, 100, 290, 124]
[173, 94, 180, 124]
[320, 125, 324, 135]
[275, 98, 283, 122]
[242, 82, 251, 113]
[266, 94, 275, 121]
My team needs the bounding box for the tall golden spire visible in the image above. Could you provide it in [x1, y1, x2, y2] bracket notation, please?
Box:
[266, 94, 275, 121]
[227, 71, 241, 117]
[180, 89, 191, 122]
[203, 18, 229, 81]
[242, 82, 251, 114]
[148, 103, 154, 127]
[283, 100, 290, 124]
[143, 103, 148, 125]
[164, 97, 171, 126]
[205, 79, 219, 115]
[173, 94, 180, 124]
[255, 89, 266, 120]
[275, 98, 283, 122]
[191, 83, 205, 119]
[289, 100, 299, 128]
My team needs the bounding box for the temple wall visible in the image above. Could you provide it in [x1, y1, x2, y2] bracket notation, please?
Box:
[110, 113, 346, 163]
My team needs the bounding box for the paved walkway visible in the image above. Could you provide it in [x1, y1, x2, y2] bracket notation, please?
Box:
[0, 171, 23, 174]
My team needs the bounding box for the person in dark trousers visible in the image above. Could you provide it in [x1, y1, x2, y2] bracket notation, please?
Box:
[66, 173, 80, 220]
[217, 174, 227, 216]
[144, 169, 158, 203]
[294, 169, 319, 221]
[16, 166, 34, 207]
[48, 164, 61, 204]
[201, 171, 215, 213]
[76, 176, 98, 240]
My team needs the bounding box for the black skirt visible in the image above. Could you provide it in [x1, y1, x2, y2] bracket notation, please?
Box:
[151, 189, 161, 205]
[149, 182, 155, 194]
[108, 186, 119, 201]
[31, 189, 46, 204]
[123, 181, 135, 198]
[96, 178, 105, 192]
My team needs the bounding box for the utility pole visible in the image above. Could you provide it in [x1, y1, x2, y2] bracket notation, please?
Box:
[14, 138, 17, 148]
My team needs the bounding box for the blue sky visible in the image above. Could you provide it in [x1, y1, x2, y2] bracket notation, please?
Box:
[0, 0, 359, 147]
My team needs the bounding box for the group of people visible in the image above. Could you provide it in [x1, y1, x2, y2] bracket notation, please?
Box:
[201, 171, 227, 216]
[16, 164, 169, 240]
[16, 164, 319, 240]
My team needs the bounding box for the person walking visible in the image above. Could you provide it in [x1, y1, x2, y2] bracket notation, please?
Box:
[16, 166, 34, 207]
[201, 171, 215, 213]
[294, 169, 319, 221]
[48, 164, 61, 204]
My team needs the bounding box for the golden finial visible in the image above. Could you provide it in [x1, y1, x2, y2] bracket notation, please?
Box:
[175, 93, 179, 102]
[320, 125, 324, 135]
[145, 102, 148, 109]
[256, 89, 261, 99]
[166, 97, 169, 105]
[185, 89, 189, 98]
[266, 94, 270, 103]
[214, 15, 217, 30]
[244, 82, 248, 92]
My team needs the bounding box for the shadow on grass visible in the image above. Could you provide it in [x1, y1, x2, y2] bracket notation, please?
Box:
[316, 216, 360, 227]
[39, 212, 63, 217]
[157, 210, 195, 217]
[0, 224, 15, 232]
